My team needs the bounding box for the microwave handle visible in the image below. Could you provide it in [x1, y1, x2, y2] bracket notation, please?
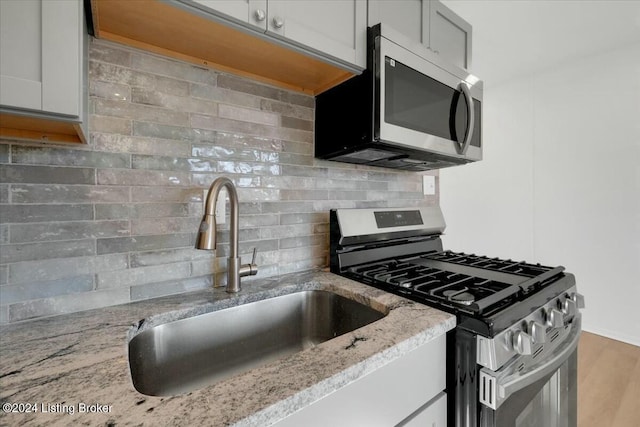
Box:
[459, 82, 475, 155]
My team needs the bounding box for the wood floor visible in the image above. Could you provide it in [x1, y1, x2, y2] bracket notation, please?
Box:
[578, 332, 640, 427]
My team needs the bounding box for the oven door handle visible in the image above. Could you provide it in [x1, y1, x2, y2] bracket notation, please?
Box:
[501, 317, 581, 400]
[458, 81, 474, 155]
[480, 316, 581, 410]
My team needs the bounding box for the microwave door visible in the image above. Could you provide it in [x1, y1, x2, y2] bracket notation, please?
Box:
[376, 37, 480, 160]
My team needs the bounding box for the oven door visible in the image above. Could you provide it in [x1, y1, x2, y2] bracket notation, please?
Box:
[375, 35, 482, 160]
[478, 316, 581, 427]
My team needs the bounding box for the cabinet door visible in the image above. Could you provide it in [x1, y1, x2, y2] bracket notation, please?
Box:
[367, 0, 429, 46]
[191, 0, 268, 30]
[429, 0, 472, 70]
[0, 0, 81, 117]
[271, 335, 447, 427]
[398, 392, 447, 427]
[267, 0, 366, 68]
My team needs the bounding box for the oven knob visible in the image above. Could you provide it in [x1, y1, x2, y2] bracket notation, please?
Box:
[546, 308, 564, 328]
[528, 321, 546, 343]
[571, 292, 586, 309]
[563, 298, 577, 317]
[513, 330, 533, 355]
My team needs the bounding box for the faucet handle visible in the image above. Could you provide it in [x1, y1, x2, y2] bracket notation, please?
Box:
[239, 248, 259, 278]
[251, 247, 257, 265]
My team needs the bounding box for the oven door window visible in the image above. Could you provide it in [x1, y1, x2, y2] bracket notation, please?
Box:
[383, 57, 481, 148]
[481, 349, 577, 427]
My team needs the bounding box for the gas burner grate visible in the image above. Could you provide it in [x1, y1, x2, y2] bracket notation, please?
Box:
[348, 260, 519, 313]
[423, 251, 554, 278]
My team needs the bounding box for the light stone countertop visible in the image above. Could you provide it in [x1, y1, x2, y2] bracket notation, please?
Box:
[0, 270, 455, 426]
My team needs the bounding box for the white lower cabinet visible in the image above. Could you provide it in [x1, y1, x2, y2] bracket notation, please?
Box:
[398, 392, 447, 426]
[271, 334, 446, 427]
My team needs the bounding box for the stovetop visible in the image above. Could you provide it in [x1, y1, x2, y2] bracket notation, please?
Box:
[329, 207, 575, 336]
[344, 250, 565, 317]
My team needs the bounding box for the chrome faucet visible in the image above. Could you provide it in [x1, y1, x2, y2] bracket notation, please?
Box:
[196, 177, 257, 292]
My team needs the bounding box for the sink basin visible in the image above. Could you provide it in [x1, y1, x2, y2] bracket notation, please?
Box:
[128, 290, 386, 396]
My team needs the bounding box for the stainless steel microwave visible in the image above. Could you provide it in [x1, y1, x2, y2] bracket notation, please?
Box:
[315, 24, 483, 171]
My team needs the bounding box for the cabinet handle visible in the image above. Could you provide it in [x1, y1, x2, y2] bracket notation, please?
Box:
[254, 9, 266, 22]
[272, 16, 284, 29]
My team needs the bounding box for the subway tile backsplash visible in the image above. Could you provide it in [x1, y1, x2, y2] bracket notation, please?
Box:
[0, 38, 438, 323]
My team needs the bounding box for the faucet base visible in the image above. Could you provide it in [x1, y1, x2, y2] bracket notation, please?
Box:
[226, 257, 242, 293]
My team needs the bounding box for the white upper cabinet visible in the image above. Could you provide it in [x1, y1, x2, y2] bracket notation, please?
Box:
[367, 0, 429, 45]
[192, 0, 268, 31]
[429, 0, 472, 70]
[0, 0, 83, 117]
[368, 0, 472, 71]
[188, 0, 366, 70]
[267, 0, 366, 69]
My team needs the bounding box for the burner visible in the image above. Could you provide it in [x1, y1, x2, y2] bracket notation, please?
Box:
[451, 292, 475, 305]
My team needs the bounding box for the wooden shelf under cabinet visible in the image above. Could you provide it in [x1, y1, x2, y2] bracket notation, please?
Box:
[0, 113, 86, 144]
[90, 0, 356, 95]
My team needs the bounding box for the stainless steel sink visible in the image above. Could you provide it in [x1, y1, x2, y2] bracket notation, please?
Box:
[128, 290, 386, 396]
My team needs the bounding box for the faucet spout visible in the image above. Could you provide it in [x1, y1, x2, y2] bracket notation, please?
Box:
[196, 177, 257, 292]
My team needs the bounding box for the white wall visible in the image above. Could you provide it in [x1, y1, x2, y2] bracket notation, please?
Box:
[441, 42, 640, 346]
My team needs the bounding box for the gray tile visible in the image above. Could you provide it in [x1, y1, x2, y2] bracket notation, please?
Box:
[132, 154, 215, 172]
[131, 52, 216, 85]
[280, 189, 328, 200]
[130, 203, 191, 218]
[217, 73, 283, 101]
[0, 143, 9, 163]
[90, 39, 132, 67]
[90, 80, 131, 101]
[1, 204, 93, 223]
[97, 169, 191, 186]
[279, 212, 327, 225]
[260, 224, 314, 240]
[279, 234, 325, 250]
[10, 220, 130, 243]
[90, 115, 132, 135]
[130, 276, 211, 301]
[11, 145, 130, 168]
[131, 87, 218, 115]
[94, 98, 190, 127]
[96, 233, 193, 255]
[8, 287, 130, 323]
[190, 82, 260, 109]
[0, 305, 8, 324]
[8, 254, 128, 284]
[0, 224, 7, 244]
[130, 248, 208, 268]
[89, 61, 189, 97]
[281, 116, 313, 131]
[96, 262, 190, 289]
[260, 99, 313, 121]
[91, 133, 191, 157]
[0, 275, 94, 304]
[218, 104, 278, 126]
[0, 165, 96, 185]
[130, 187, 202, 203]
[132, 121, 197, 141]
[0, 240, 95, 263]
[131, 217, 199, 236]
[0, 185, 8, 203]
[10, 184, 130, 204]
[0, 265, 7, 285]
[95, 203, 130, 220]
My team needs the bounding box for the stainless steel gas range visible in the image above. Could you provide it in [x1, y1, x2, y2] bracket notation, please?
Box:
[329, 207, 584, 427]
